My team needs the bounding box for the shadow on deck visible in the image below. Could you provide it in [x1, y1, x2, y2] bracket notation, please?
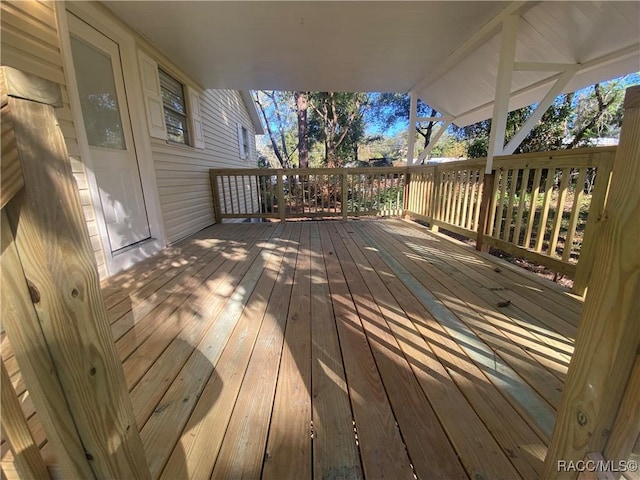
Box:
[3, 218, 581, 480]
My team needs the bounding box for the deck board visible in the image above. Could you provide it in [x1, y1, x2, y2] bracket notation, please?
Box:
[2, 219, 584, 480]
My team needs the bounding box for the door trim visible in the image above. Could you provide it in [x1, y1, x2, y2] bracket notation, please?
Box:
[56, 1, 167, 276]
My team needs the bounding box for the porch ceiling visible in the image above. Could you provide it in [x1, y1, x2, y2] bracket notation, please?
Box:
[105, 1, 640, 127]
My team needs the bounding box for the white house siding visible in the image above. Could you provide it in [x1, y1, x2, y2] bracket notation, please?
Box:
[152, 88, 258, 244]
[0, 0, 108, 278]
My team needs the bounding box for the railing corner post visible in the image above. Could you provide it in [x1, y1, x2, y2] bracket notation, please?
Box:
[277, 172, 286, 222]
[476, 171, 496, 252]
[341, 172, 348, 221]
[210, 170, 222, 224]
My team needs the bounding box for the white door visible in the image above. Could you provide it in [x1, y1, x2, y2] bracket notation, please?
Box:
[69, 15, 151, 252]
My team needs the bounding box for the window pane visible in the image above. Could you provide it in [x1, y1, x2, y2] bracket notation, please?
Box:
[159, 69, 189, 144]
[159, 69, 187, 115]
[165, 110, 189, 145]
[70, 36, 126, 150]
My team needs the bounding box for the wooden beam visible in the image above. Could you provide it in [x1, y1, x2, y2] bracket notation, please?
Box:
[209, 171, 222, 224]
[514, 62, 580, 71]
[416, 118, 452, 163]
[475, 172, 495, 252]
[406, 92, 418, 165]
[1, 210, 93, 479]
[503, 67, 576, 155]
[1, 67, 150, 479]
[0, 359, 51, 480]
[486, 14, 519, 172]
[543, 86, 640, 478]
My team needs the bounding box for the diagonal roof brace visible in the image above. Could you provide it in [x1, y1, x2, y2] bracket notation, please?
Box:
[416, 117, 453, 164]
[405, 92, 453, 165]
[502, 66, 577, 155]
[485, 14, 579, 172]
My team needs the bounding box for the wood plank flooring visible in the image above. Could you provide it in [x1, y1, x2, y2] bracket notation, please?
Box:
[2, 218, 582, 480]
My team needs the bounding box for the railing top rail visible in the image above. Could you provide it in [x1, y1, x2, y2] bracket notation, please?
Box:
[210, 146, 617, 177]
[494, 145, 617, 162]
[210, 166, 410, 176]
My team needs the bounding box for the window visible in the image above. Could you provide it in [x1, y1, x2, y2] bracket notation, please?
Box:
[158, 68, 189, 145]
[242, 126, 250, 159]
[238, 123, 251, 161]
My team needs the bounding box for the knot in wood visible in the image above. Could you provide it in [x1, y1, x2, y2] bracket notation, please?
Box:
[577, 410, 588, 426]
[27, 279, 40, 303]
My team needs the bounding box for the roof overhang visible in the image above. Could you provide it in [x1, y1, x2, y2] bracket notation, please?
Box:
[105, 1, 640, 127]
[240, 90, 264, 134]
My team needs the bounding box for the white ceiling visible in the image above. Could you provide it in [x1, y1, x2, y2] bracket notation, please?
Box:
[106, 1, 640, 127]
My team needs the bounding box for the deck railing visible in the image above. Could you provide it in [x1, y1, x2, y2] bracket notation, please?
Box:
[210, 146, 615, 293]
[210, 166, 407, 222]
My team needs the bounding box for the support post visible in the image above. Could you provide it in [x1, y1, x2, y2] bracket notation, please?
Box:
[277, 172, 286, 221]
[0, 67, 150, 479]
[542, 86, 640, 478]
[406, 92, 418, 165]
[486, 14, 519, 173]
[210, 170, 222, 224]
[341, 172, 348, 220]
[475, 172, 496, 252]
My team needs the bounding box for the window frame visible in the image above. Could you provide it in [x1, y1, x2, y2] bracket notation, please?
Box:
[158, 67, 190, 146]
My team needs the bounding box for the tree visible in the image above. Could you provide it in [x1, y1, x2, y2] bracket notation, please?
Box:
[254, 90, 297, 168]
[295, 92, 309, 168]
[452, 74, 635, 158]
[567, 81, 626, 148]
[367, 92, 439, 152]
[308, 92, 367, 167]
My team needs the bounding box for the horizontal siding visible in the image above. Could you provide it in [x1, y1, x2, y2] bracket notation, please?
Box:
[0, 0, 107, 277]
[151, 88, 259, 243]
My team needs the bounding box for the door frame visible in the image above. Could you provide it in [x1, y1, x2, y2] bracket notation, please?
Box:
[56, 1, 167, 276]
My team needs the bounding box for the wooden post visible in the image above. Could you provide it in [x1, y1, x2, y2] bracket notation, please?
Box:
[0, 67, 150, 479]
[209, 170, 222, 224]
[403, 170, 411, 217]
[0, 360, 51, 480]
[542, 86, 640, 478]
[277, 172, 286, 221]
[430, 166, 441, 232]
[341, 172, 348, 220]
[475, 171, 496, 252]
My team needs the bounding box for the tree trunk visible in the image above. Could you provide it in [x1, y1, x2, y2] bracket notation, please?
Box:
[296, 91, 309, 168]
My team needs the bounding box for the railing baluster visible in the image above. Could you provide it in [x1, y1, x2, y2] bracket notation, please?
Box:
[535, 169, 555, 253]
[487, 169, 501, 237]
[220, 175, 228, 215]
[524, 168, 542, 249]
[494, 169, 508, 238]
[548, 167, 571, 257]
[503, 169, 518, 242]
[562, 167, 587, 262]
[513, 168, 530, 245]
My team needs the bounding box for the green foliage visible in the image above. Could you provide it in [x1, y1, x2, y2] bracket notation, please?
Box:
[308, 92, 368, 166]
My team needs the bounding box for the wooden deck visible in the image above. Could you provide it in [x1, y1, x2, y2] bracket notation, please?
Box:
[3, 218, 582, 480]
